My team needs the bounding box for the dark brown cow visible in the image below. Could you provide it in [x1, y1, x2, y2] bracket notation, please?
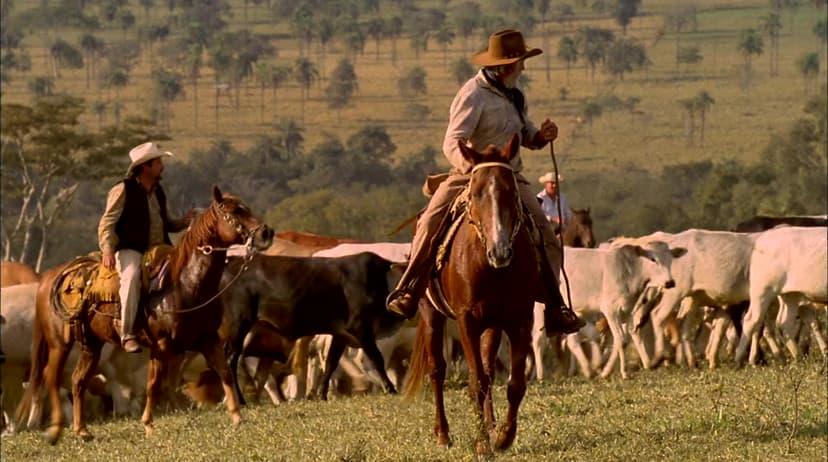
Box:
[221, 251, 404, 402]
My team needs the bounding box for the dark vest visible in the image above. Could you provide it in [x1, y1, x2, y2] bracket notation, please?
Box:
[114, 178, 173, 252]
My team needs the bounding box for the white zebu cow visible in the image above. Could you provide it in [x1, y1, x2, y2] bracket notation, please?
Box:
[532, 241, 686, 379]
[614, 230, 758, 369]
[734, 227, 828, 367]
[313, 242, 411, 263]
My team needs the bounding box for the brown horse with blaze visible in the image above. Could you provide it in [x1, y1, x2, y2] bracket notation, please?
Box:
[403, 134, 540, 457]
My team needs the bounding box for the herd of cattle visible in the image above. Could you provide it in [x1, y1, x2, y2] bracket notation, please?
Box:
[1, 216, 826, 436]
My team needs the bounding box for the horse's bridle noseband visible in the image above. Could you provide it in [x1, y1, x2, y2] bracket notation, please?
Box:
[199, 200, 266, 255]
[468, 162, 524, 253]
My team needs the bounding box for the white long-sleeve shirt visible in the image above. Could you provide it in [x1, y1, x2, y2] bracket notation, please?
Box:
[442, 70, 542, 174]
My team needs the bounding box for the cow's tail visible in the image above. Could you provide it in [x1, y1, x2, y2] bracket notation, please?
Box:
[14, 316, 49, 430]
[402, 316, 429, 400]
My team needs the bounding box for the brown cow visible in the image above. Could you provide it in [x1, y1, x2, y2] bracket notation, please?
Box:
[0, 261, 39, 288]
[275, 231, 367, 253]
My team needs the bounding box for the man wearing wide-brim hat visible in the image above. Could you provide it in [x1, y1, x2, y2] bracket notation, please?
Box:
[537, 172, 573, 230]
[386, 29, 585, 336]
[98, 142, 192, 353]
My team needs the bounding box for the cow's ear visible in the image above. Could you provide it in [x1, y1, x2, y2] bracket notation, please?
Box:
[671, 247, 688, 259]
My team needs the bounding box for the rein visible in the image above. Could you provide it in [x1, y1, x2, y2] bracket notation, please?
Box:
[162, 250, 255, 314]
[173, 199, 263, 314]
[468, 162, 524, 255]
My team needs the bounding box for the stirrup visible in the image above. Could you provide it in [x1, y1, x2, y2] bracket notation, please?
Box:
[386, 290, 417, 319]
[544, 305, 585, 336]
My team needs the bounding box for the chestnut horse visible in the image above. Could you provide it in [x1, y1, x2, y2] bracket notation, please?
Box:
[14, 186, 273, 444]
[561, 207, 595, 248]
[403, 135, 540, 457]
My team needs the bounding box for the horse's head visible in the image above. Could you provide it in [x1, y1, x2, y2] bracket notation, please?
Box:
[569, 207, 596, 248]
[210, 185, 274, 251]
[459, 134, 522, 268]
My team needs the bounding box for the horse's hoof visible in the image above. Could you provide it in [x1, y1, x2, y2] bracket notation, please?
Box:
[475, 440, 494, 459]
[494, 427, 516, 451]
[231, 412, 242, 426]
[144, 424, 154, 437]
[436, 433, 452, 448]
[45, 425, 62, 445]
[77, 430, 94, 442]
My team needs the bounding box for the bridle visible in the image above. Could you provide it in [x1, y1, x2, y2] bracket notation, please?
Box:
[198, 200, 266, 255]
[467, 162, 524, 256]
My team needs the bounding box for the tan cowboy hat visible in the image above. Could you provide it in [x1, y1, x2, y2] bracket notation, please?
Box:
[471, 29, 542, 67]
[126, 142, 173, 176]
[538, 172, 563, 184]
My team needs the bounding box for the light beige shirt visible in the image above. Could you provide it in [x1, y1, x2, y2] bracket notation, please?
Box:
[442, 70, 542, 174]
[98, 182, 178, 255]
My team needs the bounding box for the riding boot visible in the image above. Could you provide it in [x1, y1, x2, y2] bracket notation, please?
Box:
[387, 209, 455, 319]
[537, 245, 585, 336]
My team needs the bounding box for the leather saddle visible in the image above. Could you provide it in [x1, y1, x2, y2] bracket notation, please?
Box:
[53, 245, 175, 321]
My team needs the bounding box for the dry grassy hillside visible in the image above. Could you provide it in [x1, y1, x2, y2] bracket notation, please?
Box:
[2, 0, 826, 185]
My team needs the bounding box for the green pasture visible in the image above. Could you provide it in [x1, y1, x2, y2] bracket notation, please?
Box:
[2, 359, 826, 461]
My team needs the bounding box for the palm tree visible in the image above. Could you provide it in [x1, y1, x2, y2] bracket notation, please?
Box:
[797, 52, 820, 95]
[365, 17, 384, 61]
[80, 34, 105, 89]
[759, 12, 782, 76]
[275, 118, 305, 159]
[152, 67, 184, 131]
[434, 27, 455, 67]
[737, 28, 764, 85]
[814, 19, 827, 57]
[293, 57, 319, 119]
[28, 76, 54, 98]
[269, 65, 291, 106]
[253, 61, 273, 122]
[386, 16, 403, 65]
[694, 91, 715, 145]
[557, 36, 578, 85]
[92, 100, 107, 130]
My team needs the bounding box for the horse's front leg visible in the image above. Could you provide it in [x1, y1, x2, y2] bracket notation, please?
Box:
[480, 328, 501, 434]
[494, 325, 530, 451]
[422, 306, 450, 448]
[71, 343, 103, 441]
[200, 340, 242, 426]
[44, 344, 71, 445]
[456, 316, 491, 457]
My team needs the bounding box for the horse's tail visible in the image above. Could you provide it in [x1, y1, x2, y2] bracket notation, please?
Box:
[402, 316, 429, 400]
[14, 313, 49, 430]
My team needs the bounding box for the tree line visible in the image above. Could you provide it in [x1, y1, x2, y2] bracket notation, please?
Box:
[2, 86, 825, 271]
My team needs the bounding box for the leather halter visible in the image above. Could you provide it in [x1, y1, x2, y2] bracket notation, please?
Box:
[468, 162, 524, 260]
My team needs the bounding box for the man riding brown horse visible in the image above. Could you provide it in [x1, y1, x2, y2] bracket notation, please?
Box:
[386, 29, 584, 336]
[98, 142, 193, 353]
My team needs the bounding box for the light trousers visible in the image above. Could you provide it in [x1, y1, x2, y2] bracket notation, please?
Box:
[115, 249, 142, 339]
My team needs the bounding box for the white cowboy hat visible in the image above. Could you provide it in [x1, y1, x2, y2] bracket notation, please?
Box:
[126, 142, 173, 176]
[471, 29, 542, 67]
[538, 172, 563, 184]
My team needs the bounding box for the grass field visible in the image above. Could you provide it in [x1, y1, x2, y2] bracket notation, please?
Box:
[2, 359, 826, 461]
[2, 0, 826, 184]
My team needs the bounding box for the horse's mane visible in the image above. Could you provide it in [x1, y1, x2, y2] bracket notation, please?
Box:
[172, 203, 221, 281]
